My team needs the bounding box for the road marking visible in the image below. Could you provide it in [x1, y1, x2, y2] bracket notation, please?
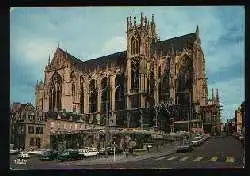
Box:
[225, 156, 235, 163]
[210, 156, 218, 162]
[193, 156, 203, 162]
[180, 156, 189, 161]
[167, 156, 177, 161]
[155, 157, 166, 161]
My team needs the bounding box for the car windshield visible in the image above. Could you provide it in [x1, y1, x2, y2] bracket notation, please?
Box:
[42, 151, 51, 156]
[61, 152, 69, 156]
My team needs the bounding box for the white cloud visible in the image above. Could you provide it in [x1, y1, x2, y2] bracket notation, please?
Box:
[101, 36, 126, 55]
[11, 37, 56, 66]
[205, 40, 244, 73]
[208, 77, 244, 120]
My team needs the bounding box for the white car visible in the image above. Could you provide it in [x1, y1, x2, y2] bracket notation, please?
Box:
[191, 136, 203, 146]
[17, 152, 30, 159]
[84, 148, 98, 157]
[10, 149, 19, 155]
[27, 149, 44, 155]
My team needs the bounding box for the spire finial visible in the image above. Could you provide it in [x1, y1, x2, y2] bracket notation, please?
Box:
[57, 41, 59, 48]
[216, 88, 219, 101]
[127, 17, 129, 29]
[152, 14, 155, 23]
[48, 54, 50, 65]
[212, 88, 214, 100]
[196, 25, 199, 37]
[141, 12, 143, 26]
[134, 16, 136, 25]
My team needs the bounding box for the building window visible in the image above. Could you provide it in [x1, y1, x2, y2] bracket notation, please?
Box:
[49, 72, 62, 111]
[30, 138, 34, 146]
[36, 127, 43, 134]
[35, 138, 41, 148]
[28, 126, 34, 134]
[89, 79, 97, 113]
[131, 36, 140, 55]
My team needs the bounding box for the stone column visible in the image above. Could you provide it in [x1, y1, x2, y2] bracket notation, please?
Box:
[110, 74, 116, 126]
[111, 75, 116, 112]
[84, 82, 89, 113]
[126, 59, 131, 109]
[96, 78, 101, 125]
[154, 61, 159, 105]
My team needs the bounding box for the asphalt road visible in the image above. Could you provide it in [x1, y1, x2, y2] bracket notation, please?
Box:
[10, 136, 244, 169]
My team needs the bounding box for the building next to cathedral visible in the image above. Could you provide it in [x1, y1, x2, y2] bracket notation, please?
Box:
[32, 13, 222, 149]
[10, 103, 46, 150]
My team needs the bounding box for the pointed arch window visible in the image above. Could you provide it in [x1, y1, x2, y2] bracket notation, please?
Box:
[115, 74, 125, 110]
[131, 36, 140, 55]
[80, 77, 84, 114]
[131, 59, 140, 91]
[89, 79, 97, 113]
[49, 72, 62, 112]
[101, 77, 109, 114]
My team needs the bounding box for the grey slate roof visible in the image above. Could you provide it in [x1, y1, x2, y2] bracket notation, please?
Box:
[59, 32, 197, 72]
[156, 33, 197, 55]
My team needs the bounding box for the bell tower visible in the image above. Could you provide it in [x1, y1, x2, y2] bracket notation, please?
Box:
[125, 13, 158, 128]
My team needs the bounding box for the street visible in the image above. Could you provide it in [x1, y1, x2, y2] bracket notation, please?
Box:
[10, 136, 244, 169]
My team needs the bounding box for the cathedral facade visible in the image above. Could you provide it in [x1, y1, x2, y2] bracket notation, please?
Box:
[35, 13, 209, 132]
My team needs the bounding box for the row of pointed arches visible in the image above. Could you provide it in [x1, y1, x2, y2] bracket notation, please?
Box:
[48, 71, 125, 113]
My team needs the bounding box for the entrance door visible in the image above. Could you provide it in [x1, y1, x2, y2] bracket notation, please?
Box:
[36, 138, 41, 148]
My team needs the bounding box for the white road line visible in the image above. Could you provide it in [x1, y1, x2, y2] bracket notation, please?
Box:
[155, 156, 166, 161]
[167, 156, 177, 161]
[193, 157, 203, 162]
[180, 156, 189, 161]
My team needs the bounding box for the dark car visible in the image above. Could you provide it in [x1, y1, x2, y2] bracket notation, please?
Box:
[57, 149, 80, 161]
[40, 150, 58, 161]
[176, 141, 193, 153]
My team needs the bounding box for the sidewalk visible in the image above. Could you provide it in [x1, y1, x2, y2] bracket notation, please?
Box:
[71, 142, 179, 166]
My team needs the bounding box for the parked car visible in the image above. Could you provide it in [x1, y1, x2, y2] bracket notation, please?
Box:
[40, 150, 58, 161]
[83, 148, 99, 157]
[239, 135, 244, 141]
[176, 141, 193, 153]
[17, 152, 30, 159]
[10, 149, 19, 155]
[78, 149, 89, 159]
[28, 149, 45, 156]
[98, 148, 106, 155]
[191, 136, 203, 146]
[58, 149, 80, 161]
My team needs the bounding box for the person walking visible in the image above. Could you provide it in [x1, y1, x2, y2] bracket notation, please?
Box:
[147, 145, 150, 153]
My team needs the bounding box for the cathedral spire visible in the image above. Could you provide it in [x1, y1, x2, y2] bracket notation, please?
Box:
[196, 25, 199, 38]
[216, 88, 219, 101]
[151, 14, 155, 24]
[212, 88, 214, 100]
[140, 12, 143, 26]
[48, 54, 50, 65]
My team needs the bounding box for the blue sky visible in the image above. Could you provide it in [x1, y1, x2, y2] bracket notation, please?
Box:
[10, 7, 245, 122]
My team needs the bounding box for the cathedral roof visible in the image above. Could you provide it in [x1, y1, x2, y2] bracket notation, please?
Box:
[57, 32, 197, 72]
[156, 33, 197, 55]
[57, 48, 126, 72]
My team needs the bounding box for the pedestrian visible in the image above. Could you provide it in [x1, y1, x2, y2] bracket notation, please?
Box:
[147, 145, 149, 153]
